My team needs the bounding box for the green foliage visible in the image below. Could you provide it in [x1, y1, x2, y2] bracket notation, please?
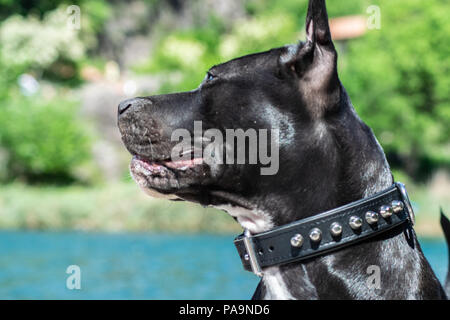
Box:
[79, 0, 112, 34]
[339, 0, 450, 177]
[0, 9, 85, 70]
[0, 2, 112, 85]
[0, 0, 112, 23]
[245, 0, 364, 18]
[218, 13, 297, 60]
[0, 94, 91, 183]
[0, 3, 105, 184]
[134, 17, 227, 92]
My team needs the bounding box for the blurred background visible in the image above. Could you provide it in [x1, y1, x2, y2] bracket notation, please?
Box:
[0, 0, 448, 299]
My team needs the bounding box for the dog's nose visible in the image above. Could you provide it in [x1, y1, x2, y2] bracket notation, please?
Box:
[118, 98, 138, 116]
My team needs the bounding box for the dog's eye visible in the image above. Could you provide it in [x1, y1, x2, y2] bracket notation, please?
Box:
[205, 72, 216, 82]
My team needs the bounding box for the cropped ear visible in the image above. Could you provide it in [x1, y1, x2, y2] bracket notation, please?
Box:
[280, 0, 340, 116]
[305, 0, 334, 47]
[281, 0, 337, 74]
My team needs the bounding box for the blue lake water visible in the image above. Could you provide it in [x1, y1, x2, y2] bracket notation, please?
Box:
[0, 231, 447, 299]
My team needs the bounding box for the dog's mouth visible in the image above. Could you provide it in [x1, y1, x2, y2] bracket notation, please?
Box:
[130, 154, 207, 199]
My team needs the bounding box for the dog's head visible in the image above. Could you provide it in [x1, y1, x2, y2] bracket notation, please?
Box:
[118, 0, 388, 233]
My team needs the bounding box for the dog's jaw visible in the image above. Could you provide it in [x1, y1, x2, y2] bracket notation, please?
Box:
[214, 204, 274, 234]
[129, 155, 211, 199]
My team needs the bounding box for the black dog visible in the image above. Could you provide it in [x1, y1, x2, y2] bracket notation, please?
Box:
[118, 0, 449, 299]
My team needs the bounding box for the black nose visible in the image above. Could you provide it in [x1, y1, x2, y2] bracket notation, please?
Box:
[118, 98, 137, 116]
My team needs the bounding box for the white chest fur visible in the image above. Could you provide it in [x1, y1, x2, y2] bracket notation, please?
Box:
[214, 205, 274, 234]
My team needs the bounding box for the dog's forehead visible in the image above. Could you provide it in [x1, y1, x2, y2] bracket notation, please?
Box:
[210, 47, 286, 76]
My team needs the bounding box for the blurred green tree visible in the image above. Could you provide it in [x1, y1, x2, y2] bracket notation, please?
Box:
[0, 94, 91, 183]
[0, 4, 99, 183]
[339, 0, 450, 179]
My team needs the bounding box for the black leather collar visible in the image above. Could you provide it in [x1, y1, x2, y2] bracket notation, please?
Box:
[234, 182, 415, 276]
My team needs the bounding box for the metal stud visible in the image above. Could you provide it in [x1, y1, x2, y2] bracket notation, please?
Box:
[290, 234, 304, 248]
[309, 228, 322, 242]
[365, 211, 379, 225]
[391, 200, 404, 213]
[349, 216, 363, 230]
[330, 222, 343, 237]
[380, 205, 393, 218]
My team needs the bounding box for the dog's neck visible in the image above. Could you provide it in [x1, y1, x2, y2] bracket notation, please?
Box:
[256, 99, 402, 299]
[260, 166, 394, 300]
[235, 95, 411, 300]
[218, 95, 441, 299]
[261, 145, 394, 299]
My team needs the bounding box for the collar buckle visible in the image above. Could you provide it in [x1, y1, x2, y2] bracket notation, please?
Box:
[242, 229, 264, 277]
[396, 182, 415, 225]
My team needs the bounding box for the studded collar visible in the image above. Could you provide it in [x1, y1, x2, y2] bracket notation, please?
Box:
[234, 182, 415, 277]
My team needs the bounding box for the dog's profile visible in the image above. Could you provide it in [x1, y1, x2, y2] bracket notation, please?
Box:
[118, 0, 450, 299]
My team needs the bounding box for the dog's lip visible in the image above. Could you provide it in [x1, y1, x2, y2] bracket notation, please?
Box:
[130, 155, 207, 196]
[132, 155, 204, 172]
[163, 157, 204, 170]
